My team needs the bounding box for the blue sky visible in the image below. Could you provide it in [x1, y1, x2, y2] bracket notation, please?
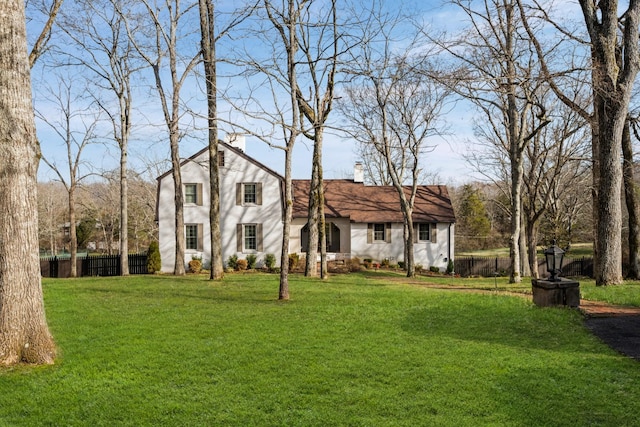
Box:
[27, 0, 505, 186]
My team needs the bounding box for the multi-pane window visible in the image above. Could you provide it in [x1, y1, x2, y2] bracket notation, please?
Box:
[418, 223, 430, 241]
[373, 223, 386, 241]
[186, 224, 199, 250]
[244, 183, 256, 204]
[244, 224, 257, 250]
[185, 184, 197, 204]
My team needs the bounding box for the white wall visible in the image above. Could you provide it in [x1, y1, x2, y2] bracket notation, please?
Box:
[289, 219, 454, 269]
[158, 146, 284, 273]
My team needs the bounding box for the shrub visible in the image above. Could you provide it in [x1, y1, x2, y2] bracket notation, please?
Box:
[381, 258, 390, 268]
[236, 259, 248, 271]
[430, 266, 440, 273]
[147, 241, 161, 273]
[363, 258, 373, 269]
[227, 254, 238, 270]
[264, 253, 277, 271]
[398, 261, 405, 270]
[246, 254, 257, 270]
[289, 253, 300, 271]
[188, 256, 202, 274]
[446, 259, 455, 275]
[415, 264, 423, 273]
[349, 257, 362, 272]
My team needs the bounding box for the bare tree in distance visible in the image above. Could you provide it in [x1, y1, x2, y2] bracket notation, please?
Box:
[38, 77, 100, 277]
[340, 8, 452, 277]
[57, 0, 146, 275]
[0, 0, 56, 366]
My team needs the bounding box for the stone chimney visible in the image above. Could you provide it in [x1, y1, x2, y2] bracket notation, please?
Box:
[224, 133, 245, 152]
[354, 162, 364, 183]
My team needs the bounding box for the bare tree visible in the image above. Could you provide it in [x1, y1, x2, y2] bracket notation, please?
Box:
[340, 17, 451, 277]
[26, 0, 64, 67]
[38, 78, 100, 277]
[438, 0, 550, 283]
[519, 0, 640, 285]
[57, 0, 143, 275]
[198, 0, 255, 280]
[123, 0, 202, 275]
[521, 100, 590, 277]
[0, 0, 56, 366]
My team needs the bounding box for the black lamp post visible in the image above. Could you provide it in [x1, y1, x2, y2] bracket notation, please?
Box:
[544, 240, 565, 282]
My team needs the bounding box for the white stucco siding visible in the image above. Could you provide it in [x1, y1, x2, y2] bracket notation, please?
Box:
[349, 222, 454, 268]
[412, 223, 455, 270]
[349, 222, 404, 263]
[158, 146, 284, 273]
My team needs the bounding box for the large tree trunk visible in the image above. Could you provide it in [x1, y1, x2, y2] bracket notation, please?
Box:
[280, 148, 293, 300]
[199, 0, 224, 280]
[578, 0, 640, 285]
[69, 187, 78, 277]
[0, 0, 56, 366]
[171, 129, 186, 276]
[120, 147, 129, 275]
[509, 149, 523, 283]
[622, 120, 640, 279]
[305, 144, 321, 277]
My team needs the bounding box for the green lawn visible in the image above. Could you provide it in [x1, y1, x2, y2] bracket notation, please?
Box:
[1, 272, 639, 426]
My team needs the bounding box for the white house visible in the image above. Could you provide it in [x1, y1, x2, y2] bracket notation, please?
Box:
[156, 140, 456, 272]
[156, 138, 285, 272]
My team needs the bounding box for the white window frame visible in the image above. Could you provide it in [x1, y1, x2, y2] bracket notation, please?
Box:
[244, 224, 257, 251]
[185, 224, 199, 250]
[418, 223, 430, 242]
[373, 223, 386, 241]
[243, 183, 257, 204]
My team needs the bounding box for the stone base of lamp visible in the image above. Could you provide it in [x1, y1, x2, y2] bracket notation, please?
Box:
[532, 277, 580, 308]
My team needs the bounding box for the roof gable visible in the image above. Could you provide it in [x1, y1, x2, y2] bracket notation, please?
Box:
[156, 141, 284, 182]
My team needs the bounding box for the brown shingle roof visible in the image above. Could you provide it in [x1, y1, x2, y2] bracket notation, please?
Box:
[292, 180, 456, 223]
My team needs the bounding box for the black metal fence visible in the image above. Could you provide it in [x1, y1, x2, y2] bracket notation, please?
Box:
[454, 256, 594, 278]
[41, 253, 149, 278]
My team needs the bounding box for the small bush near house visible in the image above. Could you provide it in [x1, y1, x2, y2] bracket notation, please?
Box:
[446, 259, 455, 275]
[398, 261, 405, 270]
[381, 258, 390, 268]
[147, 241, 161, 273]
[415, 264, 423, 273]
[188, 256, 202, 274]
[430, 266, 440, 273]
[363, 258, 373, 269]
[264, 253, 276, 271]
[289, 253, 300, 271]
[236, 259, 248, 271]
[246, 254, 257, 270]
[227, 254, 238, 270]
[349, 257, 362, 272]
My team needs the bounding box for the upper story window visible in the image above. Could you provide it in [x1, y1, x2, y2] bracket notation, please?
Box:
[244, 183, 256, 204]
[236, 183, 262, 206]
[184, 183, 203, 205]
